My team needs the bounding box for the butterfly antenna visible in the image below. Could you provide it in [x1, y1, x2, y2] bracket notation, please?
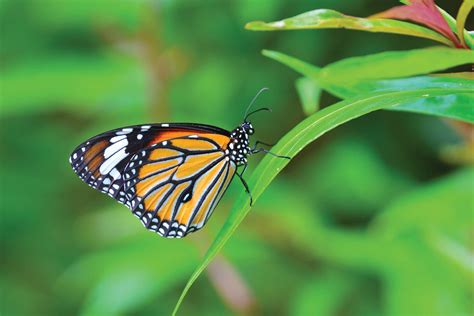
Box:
[245, 107, 272, 121]
[243, 87, 269, 121]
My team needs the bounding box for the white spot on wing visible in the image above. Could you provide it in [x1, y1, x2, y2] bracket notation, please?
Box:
[116, 128, 132, 135]
[104, 139, 128, 159]
[110, 168, 121, 180]
[110, 135, 126, 143]
[161, 123, 169, 127]
[100, 148, 127, 175]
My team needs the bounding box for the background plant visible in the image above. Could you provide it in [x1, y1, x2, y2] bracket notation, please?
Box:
[1, 1, 472, 315]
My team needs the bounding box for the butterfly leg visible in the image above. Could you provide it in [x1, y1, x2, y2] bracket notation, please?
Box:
[238, 162, 248, 177]
[251, 147, 291, 160]
[236, 170, 253, 206]
[251, 140, 275, 151]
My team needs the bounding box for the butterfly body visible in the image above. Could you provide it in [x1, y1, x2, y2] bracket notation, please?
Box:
[69, 122, 255, 238]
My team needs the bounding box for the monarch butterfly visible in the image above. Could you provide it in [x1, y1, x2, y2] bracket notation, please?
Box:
[69, 88, 288, 238]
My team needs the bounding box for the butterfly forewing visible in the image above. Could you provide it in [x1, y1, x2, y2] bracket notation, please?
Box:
[69, 123, 236, 238]
[69, 125, 162, 203]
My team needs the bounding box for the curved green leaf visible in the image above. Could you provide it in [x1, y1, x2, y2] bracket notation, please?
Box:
[262, 50, 321, 79]
[172, 87, 472, 315]
[456, 0, 473, 48]
[263, 47, 474, 84]
[246, 9, 453, 46]
[319, 46, 474, 83]
[389, 92, 474, 122]
[263, 50, 474, 123]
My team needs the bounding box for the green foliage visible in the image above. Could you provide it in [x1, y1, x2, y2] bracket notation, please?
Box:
[1, 0, 472, 316]
[174, 0, 474, 314]
[173, 86, 472, 314]
[262, 49, 474, 122]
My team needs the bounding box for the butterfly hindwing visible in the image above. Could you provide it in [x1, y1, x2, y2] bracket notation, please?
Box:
[123, 135, 236, 238]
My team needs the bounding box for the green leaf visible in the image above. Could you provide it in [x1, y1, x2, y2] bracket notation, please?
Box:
[456, 0, 474, 48]
[263, 49, 474, 123]
[318, 46, 474, 83]
[246, 9, 453, 46]
[264, 47, 474, 84]
[389, 92, 474, 122]
[172, 87, 472, 315]
[295, 77, 321, 116]
[262, 49, 321, 79]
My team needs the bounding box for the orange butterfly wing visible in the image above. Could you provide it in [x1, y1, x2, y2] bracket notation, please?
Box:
[70, 124, 237, 238]
[122, 131, 236, 238]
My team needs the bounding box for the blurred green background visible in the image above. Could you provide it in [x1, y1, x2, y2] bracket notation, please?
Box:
[1, 0, 472, 315]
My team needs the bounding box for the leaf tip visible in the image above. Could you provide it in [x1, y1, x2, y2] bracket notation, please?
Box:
[246, 20, 287, 31]
[261, 49, 274, 56]
[245, 21, 267, 30]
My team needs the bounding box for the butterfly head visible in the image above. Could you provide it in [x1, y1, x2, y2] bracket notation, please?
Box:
[241, 121, 254, 135]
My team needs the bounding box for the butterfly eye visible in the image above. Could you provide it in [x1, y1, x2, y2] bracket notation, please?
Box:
[242, 122, 254, 135]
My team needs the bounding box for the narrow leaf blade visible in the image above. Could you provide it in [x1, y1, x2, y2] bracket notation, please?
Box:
[172, 87, 472, 315]
[264, 49, 474, 123]
[246, 9, 453, 46]
[320, 46, 474, 83]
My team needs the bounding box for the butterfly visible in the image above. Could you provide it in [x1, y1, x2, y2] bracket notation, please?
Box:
[69, 88, 288, 238]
